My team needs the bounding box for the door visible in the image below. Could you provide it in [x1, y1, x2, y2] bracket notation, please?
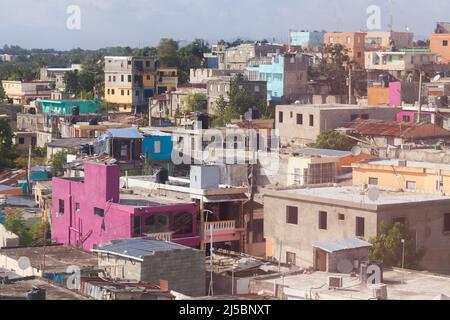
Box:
[315, 249, 327, 272]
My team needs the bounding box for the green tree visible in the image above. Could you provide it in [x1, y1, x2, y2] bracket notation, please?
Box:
[212, 95, 238, 127]
[0, 84, 5, 100]
[157, 38, 179, 67]
[29, 221, 51, 245]
[64, 70, 80, 95]
[369, 221, 424, 269]
[0, 119, 16, 169]
[49, 150, 71, 177]
[3, 208, 32, 246]
[228, 75, 267, 117]
[183, 93, 207, 113]
[307, 130, 355, 151]
[177, 39, 210, 83]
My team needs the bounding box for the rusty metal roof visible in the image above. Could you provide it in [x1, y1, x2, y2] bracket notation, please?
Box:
[349, 120, 450, 138]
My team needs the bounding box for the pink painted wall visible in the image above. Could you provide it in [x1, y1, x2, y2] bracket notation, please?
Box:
[397, 111, 433, 123]
[51, 161, 200, 251]
[389, 82, 401, 107]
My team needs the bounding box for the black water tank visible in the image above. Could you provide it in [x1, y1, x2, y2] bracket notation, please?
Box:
[155, 168, 169, 184]
[89, 118, 98, 126]
[71, 117, 78, 125]
[72, 106, 80, 116]
[26, 287, 46, 300]
[28, 108, 36, 115]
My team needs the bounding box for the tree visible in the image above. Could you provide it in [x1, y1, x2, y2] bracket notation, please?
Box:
[307, 130, 355, 151]
[49, 150, 71, 177]
[64, 70, 80, 95]
[0, 119, 16, 169]
[29, 220, 51, 245]
[3, 208, 32, 246]
[157, 38, 179, 67]
[369, 221, 424, 269]
[177, 39, 210, 84]
[212, 95, 239, 127]
[183, 93, 207, 113]
[228, 75, 267, 117]
[0, 84, 5, 100]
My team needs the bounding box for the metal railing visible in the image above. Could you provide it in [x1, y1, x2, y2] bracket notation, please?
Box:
[205, 220, 236, 232]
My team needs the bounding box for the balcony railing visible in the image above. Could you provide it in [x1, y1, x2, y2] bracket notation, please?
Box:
[205, 220, 236, 232]
[144, 231, 174, 242]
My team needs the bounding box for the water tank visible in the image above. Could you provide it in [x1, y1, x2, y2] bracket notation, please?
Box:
[196, 113, 209, 129]
[72, 106, 80, 116]
[155, 168, 169, 184]
[28, 108, 37, 115]
[89, 119, 98, 126]
[71, 117, 78, 125]
[26, 287, 46, 300]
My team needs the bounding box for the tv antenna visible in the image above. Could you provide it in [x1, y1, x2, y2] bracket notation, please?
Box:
[388, 0, 394, 32]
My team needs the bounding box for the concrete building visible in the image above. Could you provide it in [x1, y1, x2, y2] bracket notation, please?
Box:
[223, 43, 285, 71]
[51, 161, 200, 250]
[276, 104, 400, 146]
[246, 53, 308, 103]
[263, 185, 450, 274]
[365, 31, 414, 50]
[365, 49, 435, 77]
[207, 76, 267, 115]
[93, 239, 205, 297]
[353, 159, 450, 195]
[36, 99, 101, 115]
[0, 54, 16, 62]
[287, 154, 338, 186]
[430, 22, 450, 64]
[323, 32, 366, 68]
[40, 64, 82, 91]
[156, 67, 178, 94]
[104, 56, 158, 113]
[289, 31, 325, 49]
[190, 68, 241, 84]
[1, 80, 52, 104]
[13, 131, 36, 150]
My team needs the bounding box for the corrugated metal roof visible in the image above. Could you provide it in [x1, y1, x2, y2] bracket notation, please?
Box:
[294, 148, 351, 158]
[94, 239, 190, 260]
[313, 238, 372, 253]
[349, 120, 450, 138]
[97, 128, 144, 142]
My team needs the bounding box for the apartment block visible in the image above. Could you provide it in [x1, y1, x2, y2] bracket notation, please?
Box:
[430, 22, 450, 64]
[365, 31, 414, 50]
[1, 80, 52, 104]
[323, 32, 366, 68]
[223, 43, 285, 71]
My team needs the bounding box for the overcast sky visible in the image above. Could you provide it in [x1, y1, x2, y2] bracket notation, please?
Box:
[0, 0, 448, 50]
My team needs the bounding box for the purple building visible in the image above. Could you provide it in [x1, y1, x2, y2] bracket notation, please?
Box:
[51, 161, 200, 250]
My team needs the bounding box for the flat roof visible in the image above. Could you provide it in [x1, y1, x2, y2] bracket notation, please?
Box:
[260, 269, 450, 300]
[362, 159, 450, 171]
[0, 245, 98, 272]
[94, 239, 191, 261]
[278, 104, 398, 110]
[265, 185, 450, 206]
[313, 238, 372, 253]
[118, 192, 190, 207]
[293, 148, 351, 158]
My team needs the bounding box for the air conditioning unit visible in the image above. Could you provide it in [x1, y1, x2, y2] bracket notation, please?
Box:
[328, 276, 343, 289]
[371, 284, 388, 300]
[401, 144, 413, 151]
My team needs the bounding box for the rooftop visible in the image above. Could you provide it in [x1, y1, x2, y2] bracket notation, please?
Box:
[292, 148, 351, 158]
[47, 138, 95, 149]
[279, 104, 397, 110]
[258, 269, 450, 300]
[118, 192, 189, 207]
[0, 245, 98, 273]
[348, 120, 450, 138]
[93, 239, 191, 261]
[264, 185, 450, 206]
[313, 238, 372, 253]
[359, 159, 450, 171]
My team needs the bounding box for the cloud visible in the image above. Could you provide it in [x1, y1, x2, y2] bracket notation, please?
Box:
[0, 0, 447, 49]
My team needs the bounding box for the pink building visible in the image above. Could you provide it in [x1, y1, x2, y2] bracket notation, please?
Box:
[51, 161, 200, 250]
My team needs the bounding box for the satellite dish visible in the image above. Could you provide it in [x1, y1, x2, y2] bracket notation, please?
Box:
[337, 259, 354, 274]
[433, 74, 441, 82]
[368, 187, 380, 202]
[351, 146, 362, 157]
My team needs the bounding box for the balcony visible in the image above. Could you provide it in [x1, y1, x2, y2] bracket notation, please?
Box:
[204, 220, 245, 244]
[144, 231, 174, 242]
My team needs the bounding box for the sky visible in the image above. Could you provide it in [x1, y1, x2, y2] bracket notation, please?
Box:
[0, 0, 449, 50]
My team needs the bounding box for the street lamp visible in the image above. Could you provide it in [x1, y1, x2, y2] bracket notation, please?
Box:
[401, 239, 406, 269]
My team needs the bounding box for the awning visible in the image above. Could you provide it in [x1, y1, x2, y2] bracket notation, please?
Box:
[203, 193, 248, 203]
[313, 238, 372, 253]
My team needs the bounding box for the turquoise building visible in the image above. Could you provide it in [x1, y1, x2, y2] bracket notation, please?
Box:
[290, 31, 325, 48]
[37, 99, 101, 115]
[247, 55, 285, 102]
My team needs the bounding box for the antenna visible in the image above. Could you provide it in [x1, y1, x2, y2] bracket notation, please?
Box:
[388, 0, 394, 32]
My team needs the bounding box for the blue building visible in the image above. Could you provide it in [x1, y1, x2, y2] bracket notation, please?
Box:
[247, 53, 308, 103]
[142, 130, 173, 162]
[290, 31, 325, 48]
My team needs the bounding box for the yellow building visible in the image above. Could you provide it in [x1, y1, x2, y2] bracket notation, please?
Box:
[353, 159, 450, 194]
[157, 68, 178, 94]
[287, 155, 338, 186]
[2, 80, 52, 104]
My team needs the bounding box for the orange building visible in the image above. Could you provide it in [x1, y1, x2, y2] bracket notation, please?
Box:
[430, 34, 450, 64]
[323, 32, 367, 68]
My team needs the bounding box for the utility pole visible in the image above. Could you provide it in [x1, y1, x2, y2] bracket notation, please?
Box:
[348, 66, 353, 105]
[417, 71, 424, 123]
[27, 144, 32, 195]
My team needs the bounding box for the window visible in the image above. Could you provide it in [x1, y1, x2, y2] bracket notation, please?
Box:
[286, 206, 298, 225]
[402, 115, 411, 123]
[107, 89, 110, 95]
[75, 203, 80, 212]
[94, 207, 105, 217]
[393, 217, 406, 225]
[297, 114, 303, 125]
[58, 199, 65, 214]
[361, 114, 369, 120]
[319, 211, 328, 230]
[309, 115, 314, 127]
[356, 217, 365, 237]
[338, 213, 345, 221]
[293, 168, 301, 184]
[286, 252, 296, 266]
[443, 40, 449, 47]
[147, 75, 151, 80]
[174, 212, 193, 235]
[121, 89, 125, 96]
[154, 141, 161, 154]
[254, 85, 260, 93]
[111, 89, 115, 95]
[406, 181, 416, 190]
[108, 76, 112, 82]
[113, 76, 116, 82]
[128, 75, 132, 82]
[444, 213, 450, 232]
[252, 219, 264, 243]
[136, 90, 140, 97]
[290, 111, 293, 118]
[144, 215, 168, 234]
[133, 216, 141, 237]
[368, 177, 378, 186]
[279, 111, 284, 123]
[357, 52, 362, 58]
[18, 137, 25, 145]
[121, 75, 124, 82]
